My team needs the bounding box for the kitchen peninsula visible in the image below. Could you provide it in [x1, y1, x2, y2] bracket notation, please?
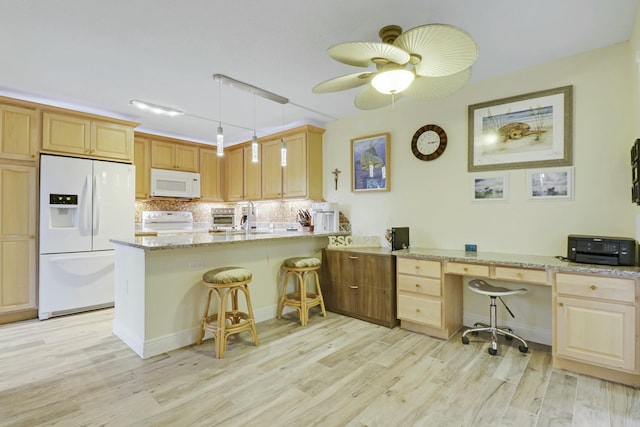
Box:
[111, 230, 347, 359]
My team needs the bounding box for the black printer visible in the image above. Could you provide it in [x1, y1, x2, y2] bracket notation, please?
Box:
[567, 235, 637, 266]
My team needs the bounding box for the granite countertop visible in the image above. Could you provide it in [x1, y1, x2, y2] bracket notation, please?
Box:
[392, 247, 640, 278]
[112, 230, 350, 251]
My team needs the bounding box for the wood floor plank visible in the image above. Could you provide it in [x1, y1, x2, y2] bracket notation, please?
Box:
[1, 308, 639, 427]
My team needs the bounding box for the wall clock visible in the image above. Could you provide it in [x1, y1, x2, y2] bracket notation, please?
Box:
[411, 124, 447, 161]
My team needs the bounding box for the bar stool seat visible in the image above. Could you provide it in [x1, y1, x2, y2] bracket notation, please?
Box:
[276, 256, 326, 326]
[461, 279, 529, 355]
[196, 266, 259, 358]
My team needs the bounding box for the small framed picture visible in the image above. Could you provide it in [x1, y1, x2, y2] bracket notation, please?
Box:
[471, 173, 509, 202]
[527, 167, 574, 200]
[351, 133, 390, 192]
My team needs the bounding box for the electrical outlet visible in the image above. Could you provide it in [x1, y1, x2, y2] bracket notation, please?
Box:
[189, 261, 204, 270]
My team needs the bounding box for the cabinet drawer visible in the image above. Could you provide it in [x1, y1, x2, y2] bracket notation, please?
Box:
[396, 257, 441, 278]
[397, 274, 441, 297]
[556, 273, 635, 303]
[445, 262, 489, 277]
[397, 294, 441, 327]
[494, 267, 548, 285]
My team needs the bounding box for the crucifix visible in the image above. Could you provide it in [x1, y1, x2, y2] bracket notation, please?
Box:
[331, 168, 341, 190]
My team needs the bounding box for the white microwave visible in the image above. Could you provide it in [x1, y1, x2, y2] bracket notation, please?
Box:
[150, 168, 201, 199]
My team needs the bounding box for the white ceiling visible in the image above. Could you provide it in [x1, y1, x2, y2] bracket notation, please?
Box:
[1, 0, 637, 146]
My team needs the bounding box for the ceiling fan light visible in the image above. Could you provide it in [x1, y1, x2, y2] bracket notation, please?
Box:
[371, 69, 414, 94]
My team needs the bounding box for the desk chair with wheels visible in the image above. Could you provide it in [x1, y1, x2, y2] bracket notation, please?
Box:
[461, 279, 529, 355]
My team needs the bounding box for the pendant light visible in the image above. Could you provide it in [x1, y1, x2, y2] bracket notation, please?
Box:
[216, 79, 224, 156]
[251, 93, 259, 163]
[280, 104, 287, 167]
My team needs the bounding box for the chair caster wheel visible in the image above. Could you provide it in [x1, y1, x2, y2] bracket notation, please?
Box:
[519, 345, 529, 353]
[462, 336, 470, 345]
[488, 347, 497, 356]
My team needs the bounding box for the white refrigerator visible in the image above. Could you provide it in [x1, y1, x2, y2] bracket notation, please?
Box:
[39, 154, 135, 320]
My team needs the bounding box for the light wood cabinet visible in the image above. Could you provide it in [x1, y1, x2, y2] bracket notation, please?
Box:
[261, 127, 324, 200]
[199, 147, 223, 202]
[42, 111, 134, 162]
[0, 104, 39, 161]
[150, 140, 198, 172]
[322, 248, 398, 328]
[134, 137, 151, 199]
[243, 146, 261, 200]
[0, 163, 37, 324]
[397, 257, 462, 339]
[554, 272, 636, 372]
[226, 147, 244, 201]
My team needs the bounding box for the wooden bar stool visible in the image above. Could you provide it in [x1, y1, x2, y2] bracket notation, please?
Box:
[276, 257, 326, 326]
[196, 266, 259, 358]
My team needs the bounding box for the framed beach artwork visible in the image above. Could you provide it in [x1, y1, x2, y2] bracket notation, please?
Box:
[471, 173, 509, 202]
[468, 85, 573, 172]
[526, 167, 574, 200]
[351, 133, 390, 192]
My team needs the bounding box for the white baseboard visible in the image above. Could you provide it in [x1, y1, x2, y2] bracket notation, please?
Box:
[463, 313, 552, 346]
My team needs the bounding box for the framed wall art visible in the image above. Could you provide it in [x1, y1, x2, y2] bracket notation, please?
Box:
[468, 85, 573, 172]
[526, 167, 574, 200]
[351, 132, 390, 192]
[471, 173, 509, 202]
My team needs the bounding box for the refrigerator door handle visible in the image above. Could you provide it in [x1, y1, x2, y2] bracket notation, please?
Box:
[79, 174, 91, 236]
[93, 174, 100, 235]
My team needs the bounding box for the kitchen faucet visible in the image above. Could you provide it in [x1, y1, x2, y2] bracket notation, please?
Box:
[245, 201, 255, 236]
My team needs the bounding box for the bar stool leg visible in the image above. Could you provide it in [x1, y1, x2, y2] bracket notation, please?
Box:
[308, 269, 326, 317]
[215, 288, 228, 359]
[276, 270, 290, 319]
[197, 288, 214, 345]
[240, 284, 260, 346]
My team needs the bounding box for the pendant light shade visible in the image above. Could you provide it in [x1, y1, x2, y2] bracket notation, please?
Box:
[280, 137, 287, 167]
[251, 94, 259, 163]
[216, 125, 224, 156]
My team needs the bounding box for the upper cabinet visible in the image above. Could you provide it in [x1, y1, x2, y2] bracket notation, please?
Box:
[226, 146, 244, 201]
[200, 147, 224, 202]
[0, 103, 39, 162]
[150, 140, 199, 172]
[261, 125, 324, 200]
[42, 110, 136, 162]
[243, 145, 262, 201]
[134, 137, 151, 199]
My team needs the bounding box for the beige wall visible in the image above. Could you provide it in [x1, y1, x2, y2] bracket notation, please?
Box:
[322, 41, 636, 257]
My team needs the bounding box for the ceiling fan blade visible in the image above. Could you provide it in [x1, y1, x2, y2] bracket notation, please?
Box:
[354, 85, 403, 110]
[402, 67, 472, 100]
[394, 24, 478, 77]
[312, 72, 374, 93]
[328, 42, 410, 67]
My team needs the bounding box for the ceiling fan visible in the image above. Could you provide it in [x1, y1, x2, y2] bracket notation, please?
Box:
[313, 24, 478, 110]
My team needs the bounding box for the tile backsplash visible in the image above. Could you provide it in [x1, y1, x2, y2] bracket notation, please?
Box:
[135, 199, 349, 228]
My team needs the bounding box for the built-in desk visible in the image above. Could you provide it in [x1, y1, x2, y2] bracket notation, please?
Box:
[393, 248, 640, 387]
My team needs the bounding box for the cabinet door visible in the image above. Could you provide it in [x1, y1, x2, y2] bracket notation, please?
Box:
[150, 140, 176, 170]
[282, 133, 307, 198]
[556, 295, 635, 371]
[200, 147, 223, 201]
[134, 137, 150, 199]
[243, 146, 261, 200]
[175, 144, 199, 172]
[261, 139, 283, 199]
[0, 164, 36, 317]
[42, 112, 90, 155]
[226, 147, 244, 201]
[0, 104, 38, 161]
[91, 121, 133, 161]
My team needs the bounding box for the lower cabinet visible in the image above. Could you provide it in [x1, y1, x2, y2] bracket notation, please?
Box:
[396, 257, 463, 339]
[322, 248, 398, 328]
[554, 272, 637, 372]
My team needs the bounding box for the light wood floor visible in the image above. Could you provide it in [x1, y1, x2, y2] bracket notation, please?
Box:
[1, 308, 639, 427]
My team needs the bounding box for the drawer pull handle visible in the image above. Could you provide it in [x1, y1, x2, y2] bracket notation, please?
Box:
[558, 302, 564, 307]
[415, 283, 421, 288]
[590, 285, 597, 291]
[516, 273, 523, 278]
[348, 256, 358, 260]
[463, 267, 468, 272]
[416, 308, 421, 313]
[349, 285, 358, 289]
